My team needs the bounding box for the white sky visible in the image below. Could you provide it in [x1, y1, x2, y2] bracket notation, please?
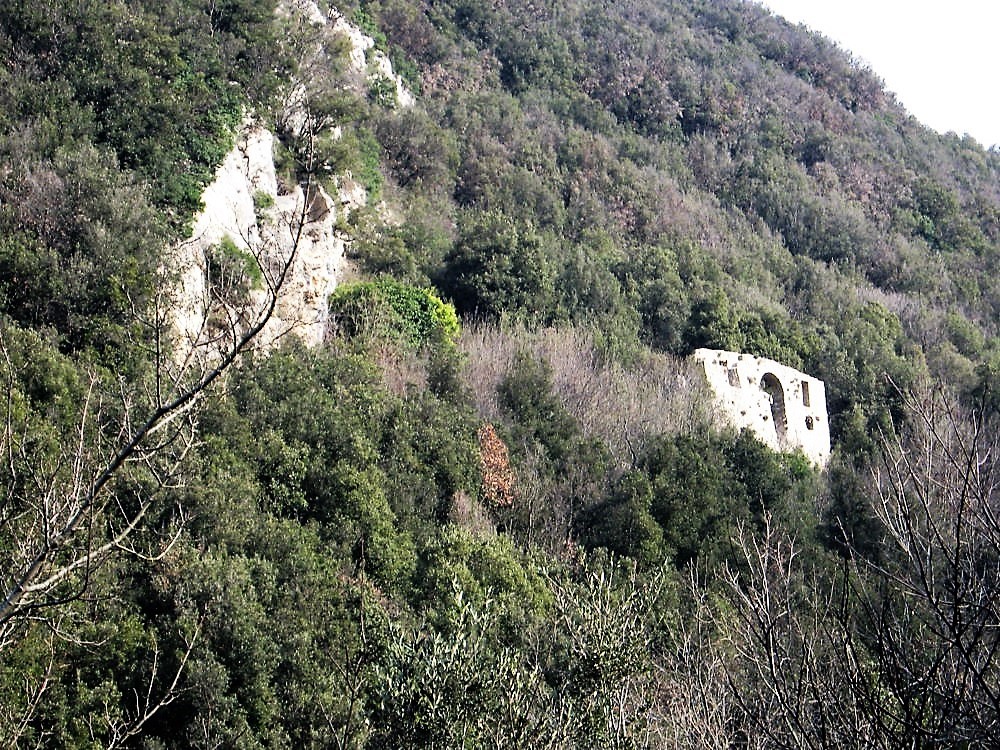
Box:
[758, 0, 1000, 149]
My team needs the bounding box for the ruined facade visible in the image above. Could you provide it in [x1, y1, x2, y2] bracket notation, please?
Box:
[693, 348, 831, 466]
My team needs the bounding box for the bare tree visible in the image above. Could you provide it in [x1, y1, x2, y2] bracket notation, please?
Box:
[88, 621, 201, 750]
[0, 5, 360, 744]
[716, 517, 874, 750]
[649, 568, 740, 750]
[846, 383, 1000, 745]
[459, 322, 711, 469]
[681, 382, 1000, 749]
[0, 147, 320, 649]
[0, 153, 326, 745]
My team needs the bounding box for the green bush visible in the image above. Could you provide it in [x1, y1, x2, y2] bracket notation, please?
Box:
[207, 235, 264, 300]
[368, 74, 399, 109]
[328, 279, 460, 348]
[439, 211, 557, 323]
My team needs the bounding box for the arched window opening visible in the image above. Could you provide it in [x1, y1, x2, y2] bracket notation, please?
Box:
[760, 373, 787, 446]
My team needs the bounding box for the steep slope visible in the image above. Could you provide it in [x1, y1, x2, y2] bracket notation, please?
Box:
[349, 0, 999, 443]
[172, 0, 415, 353]
[3, 1, 1000, 747]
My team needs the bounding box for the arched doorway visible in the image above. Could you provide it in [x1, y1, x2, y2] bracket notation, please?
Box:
[760, 373, 787, 446]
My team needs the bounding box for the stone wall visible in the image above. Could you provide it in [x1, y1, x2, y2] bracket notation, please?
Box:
[693, 348, 831, 466]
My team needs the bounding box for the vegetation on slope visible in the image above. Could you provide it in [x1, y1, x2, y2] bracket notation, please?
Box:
[2, 0, 1000, 746]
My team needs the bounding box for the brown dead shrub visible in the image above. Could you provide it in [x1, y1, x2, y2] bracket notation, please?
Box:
[477, 422, 517, 509]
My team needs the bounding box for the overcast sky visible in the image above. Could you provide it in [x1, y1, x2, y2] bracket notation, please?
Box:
[758, 0, 1000, 149]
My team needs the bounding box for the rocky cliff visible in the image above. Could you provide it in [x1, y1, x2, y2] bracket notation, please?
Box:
[170, 0, 411, 357]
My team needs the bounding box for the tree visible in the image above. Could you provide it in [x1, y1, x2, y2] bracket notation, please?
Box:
[0, 155, 327, 744]
[683, 288, 740, 353]
[438, 210, 557, 322]
[547, 556, 670, 749]
[844, 383, 1000, 745]
[679, 383, 1000, 748]
[368, 587, 555, 749]
[0, 142, 321, 673]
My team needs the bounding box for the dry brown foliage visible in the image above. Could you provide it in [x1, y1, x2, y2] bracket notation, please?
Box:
[459, 322, 712, 467]
[477, 422, 517, 509]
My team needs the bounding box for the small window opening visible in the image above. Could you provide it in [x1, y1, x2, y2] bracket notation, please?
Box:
[805, 416, 814, 430]
[801, 381, 811, 407]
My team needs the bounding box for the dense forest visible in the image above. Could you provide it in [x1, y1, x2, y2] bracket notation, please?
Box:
[2, 0, 999, 746]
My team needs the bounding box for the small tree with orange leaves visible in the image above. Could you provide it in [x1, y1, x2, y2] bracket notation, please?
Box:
[478, 423, 517, 509]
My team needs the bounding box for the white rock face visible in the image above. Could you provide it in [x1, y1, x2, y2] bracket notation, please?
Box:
[280, 0, 414, 109]
[170, 1, 415, 358]
[694, 348, 831, 466]
[170, 121, 346, 353]
[329, 13, 415, 107]
[281, 0, 326, 25]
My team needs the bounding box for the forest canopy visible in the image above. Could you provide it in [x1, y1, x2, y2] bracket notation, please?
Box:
[2, 0, 999, 746]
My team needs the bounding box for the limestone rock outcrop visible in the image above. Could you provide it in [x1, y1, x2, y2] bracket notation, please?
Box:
[169, 0, 413, 358]
[170, 123, 348, 352]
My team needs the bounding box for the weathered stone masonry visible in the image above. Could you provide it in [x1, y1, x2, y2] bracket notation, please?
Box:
[693, 348, 831, 467]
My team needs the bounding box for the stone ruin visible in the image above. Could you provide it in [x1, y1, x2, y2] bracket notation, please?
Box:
[693, 348, 831, 467]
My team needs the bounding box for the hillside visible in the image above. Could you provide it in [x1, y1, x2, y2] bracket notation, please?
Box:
[1, 0, 999, 746]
